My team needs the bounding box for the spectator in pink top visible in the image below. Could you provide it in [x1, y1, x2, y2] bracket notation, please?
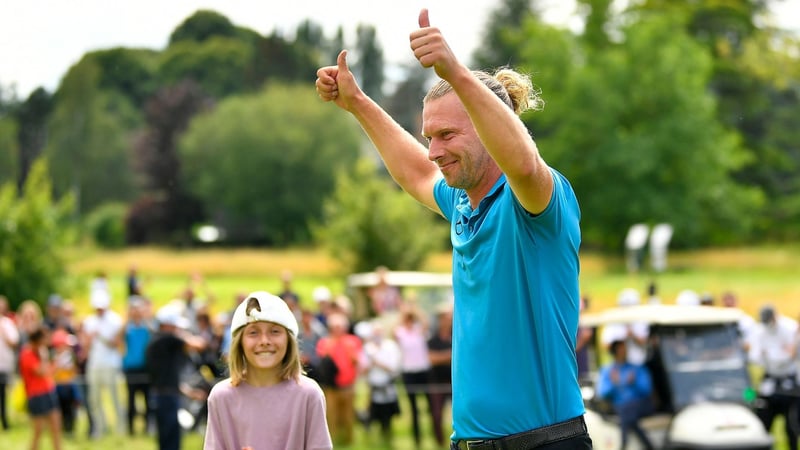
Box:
[367, 266, 402, 316]
[203, 291, 331, 450]
[394, 301, 432, 447]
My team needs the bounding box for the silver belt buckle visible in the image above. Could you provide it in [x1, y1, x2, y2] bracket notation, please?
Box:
[465, 440, 486, 450]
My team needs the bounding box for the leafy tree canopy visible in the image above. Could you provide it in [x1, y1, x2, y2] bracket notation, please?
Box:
[46, 60, 143, 214]
[529, 15, 763, 248]
[159, 37, 254, 98]
[178, 82, 362, 245]
[169, 9, 239, 45]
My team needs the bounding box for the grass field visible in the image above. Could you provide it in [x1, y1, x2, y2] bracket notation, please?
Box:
[2, 244, 798, 449]
[62, 244, 800, 318]
[2, 378, 446, 450]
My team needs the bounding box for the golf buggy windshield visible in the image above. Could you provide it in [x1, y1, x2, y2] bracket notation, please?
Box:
[657, 324, 751, 411]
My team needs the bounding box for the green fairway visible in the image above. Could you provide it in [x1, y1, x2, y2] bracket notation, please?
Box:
[62, 245, 800, 318]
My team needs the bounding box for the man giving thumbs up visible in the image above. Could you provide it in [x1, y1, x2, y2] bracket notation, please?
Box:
[316, 8, 591, 450]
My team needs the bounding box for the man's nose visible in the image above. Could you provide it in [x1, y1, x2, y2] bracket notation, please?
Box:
[428, 139, 444, 161]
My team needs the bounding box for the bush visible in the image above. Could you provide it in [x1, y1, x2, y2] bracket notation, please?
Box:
[314, 158, 448, 275]
[84, 202, 128, 248]
[0, 159, 75, 309]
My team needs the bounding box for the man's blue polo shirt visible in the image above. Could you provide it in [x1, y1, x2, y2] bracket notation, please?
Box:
[433, 169, 584, 441]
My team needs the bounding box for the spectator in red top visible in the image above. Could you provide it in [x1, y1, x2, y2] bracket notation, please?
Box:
[19, 326, 63, 450]
[316, 311, 362, 446]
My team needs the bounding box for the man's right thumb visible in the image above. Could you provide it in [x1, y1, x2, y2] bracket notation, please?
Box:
[337, 50, 349, 71]
[418, 8, 430, 28]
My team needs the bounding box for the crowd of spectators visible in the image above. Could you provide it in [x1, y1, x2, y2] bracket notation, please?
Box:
[7, 269, 795, 449]
[0, 266, 454, 449]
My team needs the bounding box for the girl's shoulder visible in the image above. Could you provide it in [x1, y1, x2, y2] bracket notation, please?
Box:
[207, 378, 236, 398]
[297, 374, 320, 388]
[297, 375, 325, 396]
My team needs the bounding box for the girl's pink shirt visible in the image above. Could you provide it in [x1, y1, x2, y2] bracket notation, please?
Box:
[203, 375, 332, 450]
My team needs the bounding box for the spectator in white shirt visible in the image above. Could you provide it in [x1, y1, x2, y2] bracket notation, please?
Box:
[0, 295, 20, 430]
[80, 290, 124, 438]
[751, 304, 799, 450]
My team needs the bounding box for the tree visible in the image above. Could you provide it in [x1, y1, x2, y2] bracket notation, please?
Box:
[0, 159, 75, 310]
[294, 18, 330, 60]
[178, 83, 362, 246]
[248, 32, 321, 88]
[0, 116, 17, 187]
[295, 19, 325, 48]
[90, 47, 160, 107]
[314, 158, 448, 275]
[328, 27, 346, 65]
[578, 0, 614, 48]
[1, 81, 20, 188]
[537, 16, 762, 248]
[159, 37, 254, 98]
[128, 80, 211, 245]
[354, 24, 385, 101]
[169, 9, 238, 45]
[45, 58, 142, 215]
[383, 63, 431, 137]
[472, 0, 540, 68]
[15, 88, 53, 190]
[632, 0, 800, 241]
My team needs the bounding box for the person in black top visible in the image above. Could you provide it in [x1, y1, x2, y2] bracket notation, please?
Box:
[427, 304, 453, 447]
[146, 306, 205, 450]
[127, 265, 142, 298]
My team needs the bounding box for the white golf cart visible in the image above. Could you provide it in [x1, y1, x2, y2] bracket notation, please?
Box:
[345, 270, 453, 321]
[580, 304, 773, 450]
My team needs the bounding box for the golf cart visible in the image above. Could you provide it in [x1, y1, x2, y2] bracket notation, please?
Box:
[345, 270, 453, 321]
[580, 304, 773, 450]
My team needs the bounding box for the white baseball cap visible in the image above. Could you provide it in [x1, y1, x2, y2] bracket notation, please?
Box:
[312, 286, 332, 303]
[90, 290, 111, 309]
[156, 305, 189, 329]
[230, 291, 298, 337]
[617, 287, 640, 307]
[675, 289, 700, 306]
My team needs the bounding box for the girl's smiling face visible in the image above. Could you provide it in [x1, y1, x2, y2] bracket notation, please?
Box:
[242, 321, 289, 374]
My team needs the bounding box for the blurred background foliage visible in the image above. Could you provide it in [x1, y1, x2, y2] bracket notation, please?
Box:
[1, 0, 799, 309]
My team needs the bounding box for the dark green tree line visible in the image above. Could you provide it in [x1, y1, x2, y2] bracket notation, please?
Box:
[2, 4, 797, 256]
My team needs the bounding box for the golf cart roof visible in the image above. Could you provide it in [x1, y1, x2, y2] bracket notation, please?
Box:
[346, 271, 452, 288]
[345, 271, 453, 320]
[580, 304, 749, 328]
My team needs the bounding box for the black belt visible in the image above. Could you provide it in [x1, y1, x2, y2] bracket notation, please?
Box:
[452, 416, 587, 450]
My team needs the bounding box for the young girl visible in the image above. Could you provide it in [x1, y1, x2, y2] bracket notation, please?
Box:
[51, 328, 81, 437]
[203, 291, 332, 450]
[19, 327, 63, 450]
